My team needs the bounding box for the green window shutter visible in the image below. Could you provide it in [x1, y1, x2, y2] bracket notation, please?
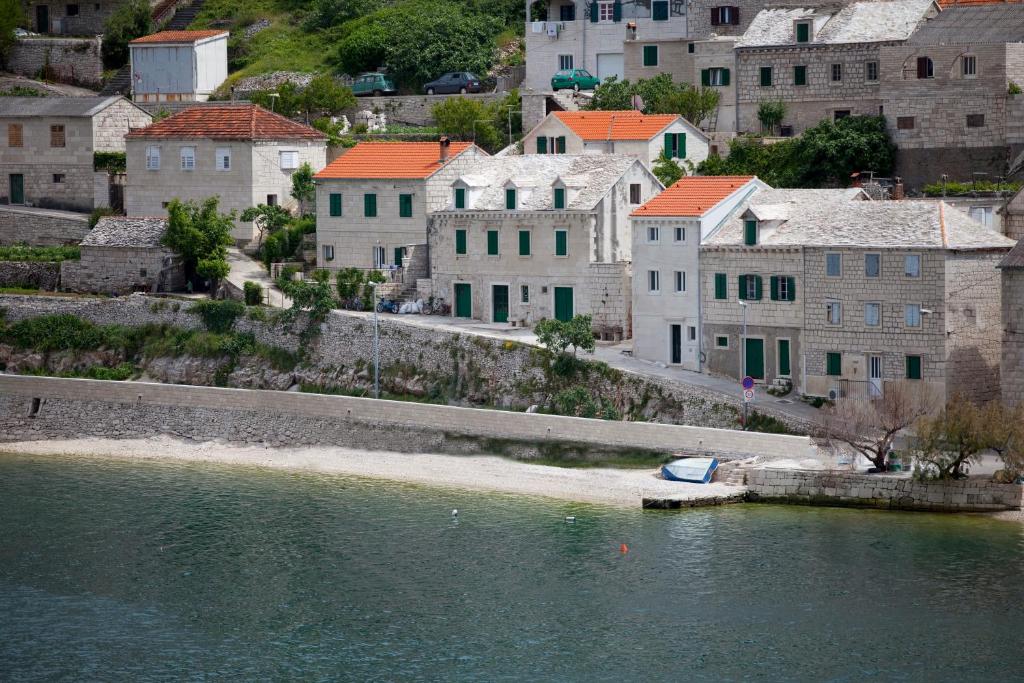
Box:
[753, 275, 763, 300]
[796, 23, 809, 43]
[613, 0, 622, 22]
[760, 67, 772, 87]
[455, 229, 467, 255]
[770, 275, 779, 301]
[786, 276, 796, 301]
[664, 132, 675, 157]
[554, 187, 565, 209]
[643, 45, 658, 67]
[721, 68, 730, 86]
[590, 1, 598, 22]
[364, 193, 377, 217]
[455, 187, 465, 209]
[906, 355, 922, 380]
[653, 0, 668, 20]
[519, 230, 531, 256]
[738, 275, 747, 300]
[678, 132, 686, 157]
[506, 188, 516, 210]
[536, 136, 547, 154]
[329, 193, 342, 217]
[827, 352, 842, 376]
[743, 219, 757, 245]
[487, 230, 498, 256]
[794, 66, 806, 86]
[556, 136, 566, 153]
[555, 230, 567, 256]
[399, 193, 413, 218]
[701, 69, 711, 87]
[714, 273, 727, 300]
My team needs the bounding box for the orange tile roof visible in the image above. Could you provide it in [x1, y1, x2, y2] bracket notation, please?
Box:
[938, 0, 1023, 6]
[553, 110, 680, 141]
[130, 30, 228, 44]
[125, 104, 325, 141]
[631, 176, 757, 217]
[314, 141, 477, 179]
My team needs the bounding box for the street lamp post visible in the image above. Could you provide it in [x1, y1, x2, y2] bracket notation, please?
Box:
[738, 300, 748, 428]
[371, 281, 381, 399]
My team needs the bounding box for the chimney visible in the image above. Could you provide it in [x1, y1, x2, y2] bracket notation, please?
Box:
[893, 176, 905, 200]
[439, 136, 451, 163]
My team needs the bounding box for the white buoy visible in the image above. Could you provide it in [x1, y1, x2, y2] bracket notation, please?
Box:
[451, 509, 459, 517]
[565, 516, 576, 523]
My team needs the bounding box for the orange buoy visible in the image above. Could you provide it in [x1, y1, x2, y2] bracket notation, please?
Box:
[620, 543, 629, 554]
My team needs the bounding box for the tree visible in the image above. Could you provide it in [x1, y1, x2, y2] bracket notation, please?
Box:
[101, 0, 152, 69]
[652, 152, 684, 188]
[534, 315, 596, 357]
[300, 74, 356, 121]
[0, 0, 25, 65]
[913, 395, 988, 479]
[981, 401, 1024, 480]
[793, 115, 895, 187]
[820, 380, 938, 471]
[240, 204, 291, 252]
[291, 162, 316, 215]
[586, 76, 636, 111]
[652, 85, 721, 126]
[162, 198, 235, 296]
[278, 269, 337, 332]
[432, 96, 500, 151]
[757, 100, 786, 135]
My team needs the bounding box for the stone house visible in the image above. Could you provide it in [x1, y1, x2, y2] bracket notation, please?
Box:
[999, 238, 1024, 407]
[314, 140, 486, 272]
[999, 185, 1024, 241]
[1, 96, 152, 212]
[20, 0, 127, 34]
[129, 30, 229, 104]
[734, 0, 937, 136]
[630, 174, 763, 369]
[521, 110, 709, 169]
[124, 104, 327, 244]
[61, 216, 185, 295]
[429, 154, 662, 338]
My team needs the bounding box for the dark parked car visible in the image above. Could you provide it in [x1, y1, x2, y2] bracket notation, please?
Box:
[423, 72, 483, 95]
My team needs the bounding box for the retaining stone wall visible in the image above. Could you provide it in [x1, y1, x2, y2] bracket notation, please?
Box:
[0, 262, 60, 290]
[0, 207, 91, 246]
[6, 37, 103, 88]
[747, 468, 1023, 512]
[343, 93, 505, 127]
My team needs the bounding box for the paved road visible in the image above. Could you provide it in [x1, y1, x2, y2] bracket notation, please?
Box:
[226, 249, 291, 307]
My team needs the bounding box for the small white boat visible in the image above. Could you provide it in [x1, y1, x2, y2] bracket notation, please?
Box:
[661, 457, 719, 484]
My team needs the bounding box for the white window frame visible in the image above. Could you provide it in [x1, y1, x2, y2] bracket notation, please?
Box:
[865, 302, 881, 327]
[674, 226, 685, 242]
[145, 145, 161, 170]
[647, 226, 660, 243]
[866, 61, 879, 82]
[674, 270, 685, 293]
[831, 63, 842, 82]
[708, 68, 726, 86]
[905, 303, 922, 328]
[280, 150, 299, 170]
[968, 206, 993, 228]
[963, 55, 977, 78]
[720, 6, 737, 23]
[215, 147, 231, 171]
[598, 1, 615, 21]
[648, 269, 661, 294]
[322, 244, 335, 261]
[864, 252, 880, 278]
[778, 276, 790, 301]
[826, 301, 842, 325]
[558, 54, 574, 71]
[745, 276, 758, 300]
[180, 146, 196, 171]
[687, 326, 697, 341]
[826, 252, 842, 277]
[904, 254, 921, 278]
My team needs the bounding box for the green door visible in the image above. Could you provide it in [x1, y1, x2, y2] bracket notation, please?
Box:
[9, 174, 24, 205]
[454, 283, 472, 318]
[745, 338, 765, 380]
[394, 247, 404, 267]
[777, 339, 791, 377]
[553, 287, 573, 322]
[492, 285, 508, 323]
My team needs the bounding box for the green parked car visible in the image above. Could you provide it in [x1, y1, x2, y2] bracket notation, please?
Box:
[352, 72, 397, 97]
[550, 68, 600, 92]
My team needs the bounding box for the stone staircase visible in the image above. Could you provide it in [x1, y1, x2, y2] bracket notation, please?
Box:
[714, 457, 759, 486]
[99, 67, 132, 96]
[165, 0, 206, 30]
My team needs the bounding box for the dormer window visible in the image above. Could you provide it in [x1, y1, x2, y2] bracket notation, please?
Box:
[455, 187, 466, 209]
[553, 186, 566, 209]
[506, 188, 517, 210]
[795, 21, 811, 43]
[744, 219, 758, 245]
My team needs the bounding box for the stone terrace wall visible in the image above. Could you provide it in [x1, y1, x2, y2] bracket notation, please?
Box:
[0, 262, 60, 290]
[344, 93, 505, 127]
[747, 469, 1023, 512]
[0, 207, 91, 246]
[6, 37, 103, 88]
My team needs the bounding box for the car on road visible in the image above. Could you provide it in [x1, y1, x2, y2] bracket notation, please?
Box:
[352, 73, 397, 97]
[423, 72, 483, 95]
[550, 68, 600, 92]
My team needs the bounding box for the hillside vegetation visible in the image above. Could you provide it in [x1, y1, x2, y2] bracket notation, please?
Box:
[188, 0, 524, 90]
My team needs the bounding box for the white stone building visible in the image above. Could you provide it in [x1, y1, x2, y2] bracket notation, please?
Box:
[521, 110, 709, 170]
[630, 175, 764, 369]
[124, 104, 327, 244]
[129, 30, 230, 104]
[314, 140, 486, 272]
[429, 154, 662, 338]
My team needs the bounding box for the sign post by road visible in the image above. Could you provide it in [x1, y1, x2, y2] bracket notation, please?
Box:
[741, 376, 754, 428]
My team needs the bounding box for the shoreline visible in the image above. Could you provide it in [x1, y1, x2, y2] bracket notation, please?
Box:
[0, 437, 742, 509]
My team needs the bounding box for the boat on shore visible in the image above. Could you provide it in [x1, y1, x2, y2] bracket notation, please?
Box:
[661, 457, 719, 484]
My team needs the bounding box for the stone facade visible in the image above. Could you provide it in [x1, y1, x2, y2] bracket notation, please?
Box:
[1000, 243, 1024, 408]
[0, 261, 60, 290]
[61, 246, 184, 294]
[21, 0, 125, 35]
[0, 205, 91, 245]
[5, 36, 104, 87]
[342, 93, 505, 128]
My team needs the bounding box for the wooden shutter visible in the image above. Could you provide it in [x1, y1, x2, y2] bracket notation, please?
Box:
[613, 0, 622, 22]
[730, 7, 740, 24]
[456, 229, 467, 254]
[556, 136, 566, 153]
[506, 188, 516, 210]
[710, 7, 721, 25]
[753, 275, 763, 300]
[653, 0, 668, 21]
[519, 230, 531, 255]
[760, 67, 772, 87]
[590, 1, 599, 22]
[786, 276, 796, 301]
[770, 275, 779, 301]
[715, 273, 727, 299]
[400, 194, 412, 217]
[554, 187, 565, 209]
[487, 230, 498, 255]
[916, 57, 928, 78]
[701, 69, 711, 86]
[364, 193, 376, 217]
[738, 275, 747, 300]
[555, 230, 567, 256]
[906, 355, 921, 379]
[455, 187, 465, 209]
[720, 68, 730, 86]
[329, 193, 342, 217]
[664, 132, 675, 157]
[536, 136, 547, 154]
[827, 353, 841, 376]
[678, 132, 686, 157]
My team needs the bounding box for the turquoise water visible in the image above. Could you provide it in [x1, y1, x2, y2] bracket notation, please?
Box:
[2, 453, 1024, 682]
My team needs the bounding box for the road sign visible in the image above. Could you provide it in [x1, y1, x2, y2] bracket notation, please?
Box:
[743, 389, 755, 402]
[742, 376, 754, 390]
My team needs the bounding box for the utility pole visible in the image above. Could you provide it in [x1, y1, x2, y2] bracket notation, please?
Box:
[371, 281, 381, 399]
[738, 299, 748, 429]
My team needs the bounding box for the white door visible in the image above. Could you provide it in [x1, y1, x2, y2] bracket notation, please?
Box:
[596, 53, 624, 82]
[868, 355, 883, 398]
[372, 246, 386, 269]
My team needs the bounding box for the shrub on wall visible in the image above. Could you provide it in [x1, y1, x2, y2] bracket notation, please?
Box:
[191, 299, 246, 333]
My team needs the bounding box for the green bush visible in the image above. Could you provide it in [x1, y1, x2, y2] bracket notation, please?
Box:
[0, 245, 80, 262]
[191, 300, 246, 333]
[101, 0, 152, 68]
[244, 281, 264, 306]
[93, 151, 126, 174]
[743, 411, 794, 435]
[921, 180, 1022, 197]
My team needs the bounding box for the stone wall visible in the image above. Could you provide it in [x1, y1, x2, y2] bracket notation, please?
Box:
[1002, 265, 1024, 408]
[0, 206, 91, 246]
[344, 93, 505, 127]
[6, 37, 103, 88]
[0, 261, 60, 290]
[944, 250, 1005, 404]
[60, 247, 185, 295]
[746, 468, 1024, 512]
[588, 262, 631, 340]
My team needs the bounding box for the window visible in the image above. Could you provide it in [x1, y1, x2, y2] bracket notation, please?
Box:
[904, 254, 921, 277]
[826, 301, 842, 324]
[826, 352, 842, 376]
[519, 230, 531, 256]
[963, 55, 977, 78]
[643, 45, 659, 67]
[760, 66, 772, 87]
[7, 123, 22, 147]
[688, 326, 697, 341]
[560, 4, 576, 21]
[455, 229, 467, 255]
[364, 193, 377, 217]
[739, 274, 762, 300]
[770, 275, 796, 301]
[629, 184, 642, 205]
[794, 65, 807, 86]
[865, 253, 880, 278]
[323, 244, 335, 261]
[506, 188, 517, 210]
[714, 272, 727, 300]
[831, 63, 842, 82]
[50, 125, 65, 148]
[554, 187, 566, 209]
[521, 285, 530, 303]
[968, 206, 994, 228]
[455, 187, 466, 209]
[67, 4, 79, 15]
[555, 136, 566, 154]
[826, 253, 842, 277]
[647, 226, 660, 243]
[145, 145, 160, 170]
[487, 230, 499, 256]
[555, 229, 568, 257]
[701, 68, 730, 87]
[834, 110, 851, 121]
[663, 132, 686, 158]
[897, 116, 915, 130]
[715, 335, 729, 348]
[211, 147, 229, 171]
[743, 219, 757, 246]
[399, 193, 413, 218]
[53, 173, 65, 183]
[598, 1, 615, 21]
[796, 22, 810, 43]
[865, 302, 880, 327]
[674, 226, 685, 242]
[905, 304, 922, 328]
[180, 146, 195, 170]
[329, 193, 342, 217]
[967, 114, 985, 128]
[648, 270, 661, 293]
[653, 0, 669, 21]
[674, 270, 685, 293]
[688, 42, 695, 54]
[279, 150, 299, 169]
[559, 54, 574, 70]
[711, 6, 739, 25]
[916, 56, 933, 79]
[906, 355, 922, 380]
[267, 194, 278, 206]
[866, 61, 879, 82]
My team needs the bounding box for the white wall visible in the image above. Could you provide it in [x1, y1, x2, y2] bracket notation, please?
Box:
[130, 36, 228, 102]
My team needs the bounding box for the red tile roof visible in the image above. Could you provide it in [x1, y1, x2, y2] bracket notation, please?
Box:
[938, 0, 1023, 6]
[553, 110, 680, 141]
[631, 176, 757, 217]
[314, 141, 477, 179]
[125, 104, 325, 141]
[130, 30, 228, 44]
